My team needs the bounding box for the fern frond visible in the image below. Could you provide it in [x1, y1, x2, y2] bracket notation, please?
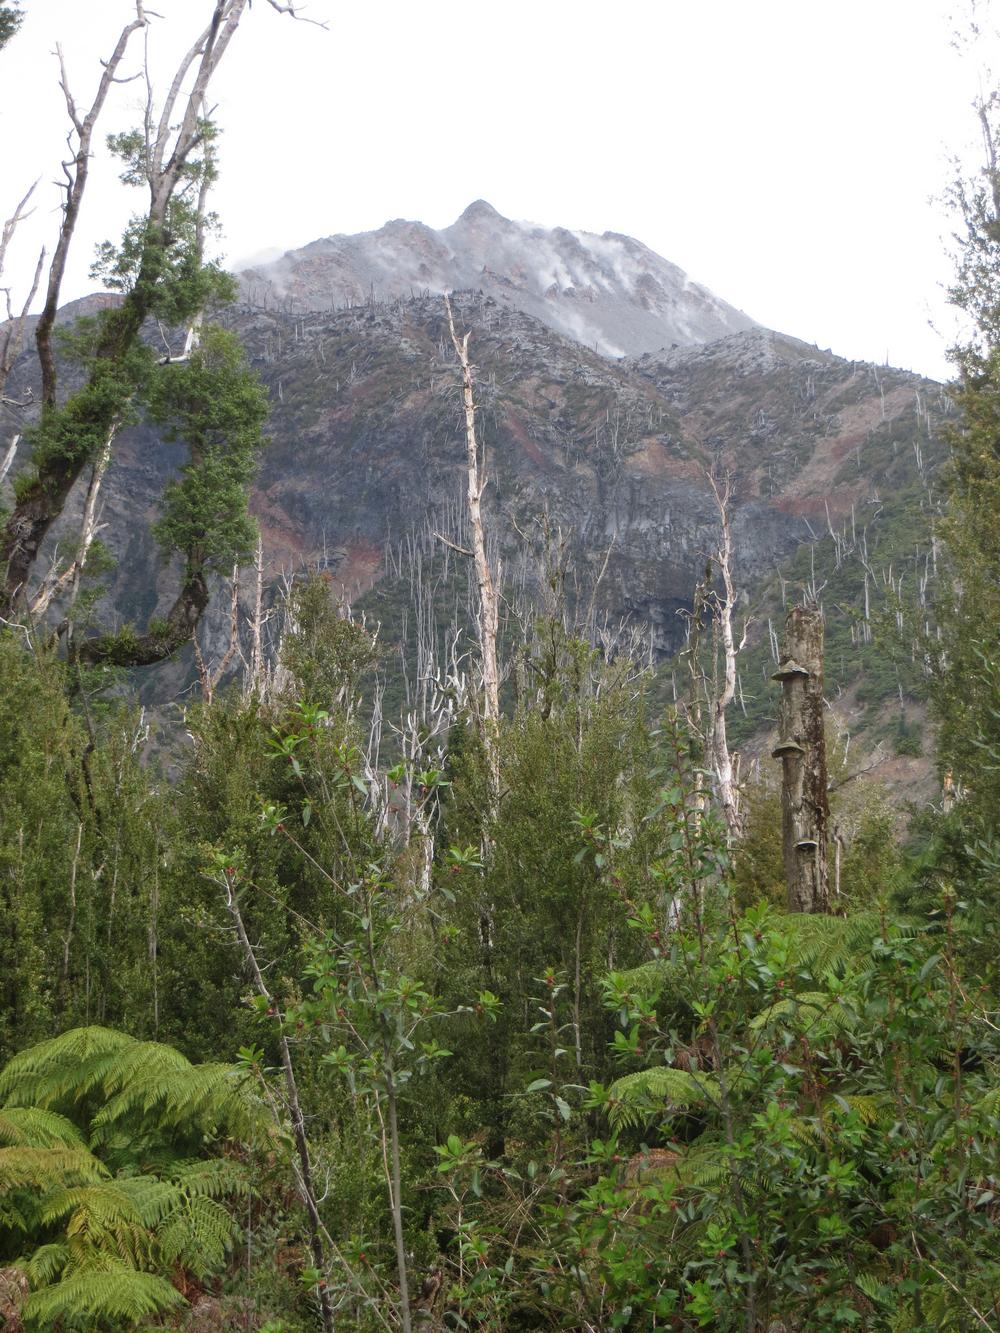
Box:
[21, 1242, 70, 1285]
[42, 1183, 154, 1271]
[92, 1061, 262, 1141]
[778, 912, 918, 977]
[0, 1146, 105, 1190]
[0, 1026, 133, 1108]
[39, 1184, 143, 1230]
[611, 913, 915, 1010]
[748, 991, 858, 1036]
[0, 1106, 86, 1149]
[608, 1066, 716, 1129]
[853, 1269, 897, 1309]
[112, 1176, 181, 1228]
[23, 1266, 185, 1326]
[825, 1093, 890, 1127]
[971, 1083, 1000, 1119]
[157, 1195, 239, 1276]
[171, 1154, 249, 1199]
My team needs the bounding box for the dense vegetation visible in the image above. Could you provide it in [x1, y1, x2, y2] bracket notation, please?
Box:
[0, 551, 998, 1332]
[4, 8, 1000, 1333]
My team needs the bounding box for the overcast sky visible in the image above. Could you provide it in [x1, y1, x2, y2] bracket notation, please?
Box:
[0, 1, 992, 380]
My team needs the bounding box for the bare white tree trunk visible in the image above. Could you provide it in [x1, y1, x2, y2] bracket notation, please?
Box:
[444, 295, 500, 806]
[246, 532, 266, 693]
[0, 435, 20, 489]
[706, 471, 748, 841]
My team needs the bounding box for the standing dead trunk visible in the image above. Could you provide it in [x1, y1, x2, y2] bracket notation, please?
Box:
[706, 471, 747, 841]
[444, 295, 500, 809]
[772, 605, 829, 913]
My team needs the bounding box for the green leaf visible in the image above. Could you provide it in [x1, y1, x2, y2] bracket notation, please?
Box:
[525, 1078, 552, 1093]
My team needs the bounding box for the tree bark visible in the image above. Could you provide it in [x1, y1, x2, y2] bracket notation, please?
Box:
[772, 605, 829, 913]
[73, 563, 210, 666]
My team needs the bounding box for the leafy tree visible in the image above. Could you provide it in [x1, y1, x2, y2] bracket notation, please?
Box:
[440, 620, 670, 1153]
[0, 3, 21, 50]
[0, 3, 300, 667]
[0, 635, 169, 1063]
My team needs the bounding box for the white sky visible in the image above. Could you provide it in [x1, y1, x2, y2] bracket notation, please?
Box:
[0, 0, 992, 380]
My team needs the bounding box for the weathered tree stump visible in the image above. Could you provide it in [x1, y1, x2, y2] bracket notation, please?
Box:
[772, 606, 829, 912]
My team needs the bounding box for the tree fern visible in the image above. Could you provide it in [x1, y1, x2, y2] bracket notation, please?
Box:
[0, 1026, 134, 1109]
[0, 1106, 86, 1149]
[157, 1194, 239, 1276]
[171, 1154, 249, 1199]
[22, 1266, 184, 1326]
[615, 911, 921, 1007]
[608, 1066, 716, 1129]
[92, 1058, 261, 1142]
[22, 1242, 70, 1286]
[748, 990, 859, 1037]
[0, 1027, 255, 1328]
[0, 1145, 104, 1191]
[0, 1026, 264, 1147]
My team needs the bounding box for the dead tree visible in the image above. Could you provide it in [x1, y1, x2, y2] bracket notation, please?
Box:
[772, 605, 830, 913]
[705, 471, 748, 841]
[1, 181, 45, 410]
[444, 295, 501, 807]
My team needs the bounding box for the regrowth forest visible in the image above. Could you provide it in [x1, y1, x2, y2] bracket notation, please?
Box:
[2, 4, 1000, 1331]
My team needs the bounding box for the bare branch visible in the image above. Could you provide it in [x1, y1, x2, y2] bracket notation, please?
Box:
[264, 0, 330, 27]
[0, 434, 20, 488]
[0, 187, 44, 404]
[0, 179, 39, 281]
[37, 13, 148, 407]
[433, 529, 473, 557]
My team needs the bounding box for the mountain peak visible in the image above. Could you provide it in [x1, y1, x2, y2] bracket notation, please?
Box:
[237, 208, 757, 357]
[457, 199, 504, 224]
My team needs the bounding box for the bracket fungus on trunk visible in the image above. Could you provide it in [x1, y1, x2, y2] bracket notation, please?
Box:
[772, 606, 829, 913]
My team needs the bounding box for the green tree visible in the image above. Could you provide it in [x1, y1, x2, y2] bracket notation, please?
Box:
[0, 3, 307, 667]
[924, 71, 1000, 973]
[0, 3, 21, 50]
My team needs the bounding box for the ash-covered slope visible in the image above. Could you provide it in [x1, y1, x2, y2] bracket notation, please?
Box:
[237, 201, 757, 357]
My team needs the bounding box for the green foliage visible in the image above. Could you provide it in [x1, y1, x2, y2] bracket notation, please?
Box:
[147, 324, 268, 568]
[276, 575, 379, 708]
[0, 2, 22, 50]
[0, 638, 172, 1062]
[23, 1269, 185, 1328]
[0, 1026, 257, 1329]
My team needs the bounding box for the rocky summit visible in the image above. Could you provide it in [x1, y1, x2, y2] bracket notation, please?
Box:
[236, 200, 757, 357]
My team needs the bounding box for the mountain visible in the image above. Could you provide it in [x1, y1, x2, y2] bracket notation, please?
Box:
[3, 208, 947, 788]
[236, 201, 757, 357]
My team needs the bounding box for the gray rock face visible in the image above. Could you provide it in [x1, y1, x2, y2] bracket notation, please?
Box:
[237, 201, 757, 358]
